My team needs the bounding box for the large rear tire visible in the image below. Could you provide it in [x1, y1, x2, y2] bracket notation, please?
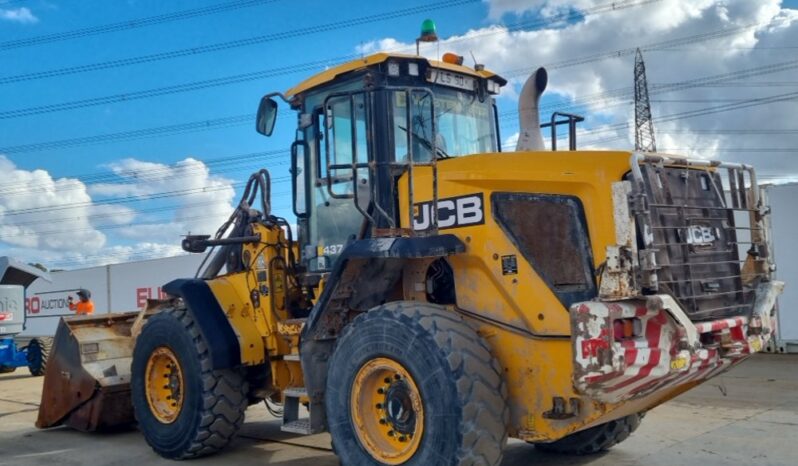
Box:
[26, 337, 52, 376]
[534, 413, 643, 455]
[131, 308, 248, 459]
[326, 301, 509, 466]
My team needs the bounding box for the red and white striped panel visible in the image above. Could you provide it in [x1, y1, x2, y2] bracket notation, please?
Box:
[571, 297, 769, 404]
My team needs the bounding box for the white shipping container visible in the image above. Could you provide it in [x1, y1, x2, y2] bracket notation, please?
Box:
[765, 183, 798, 353]
[22, 254, 206, 337]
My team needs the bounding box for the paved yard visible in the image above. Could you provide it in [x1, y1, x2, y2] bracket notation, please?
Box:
[1, 353, 796, 465]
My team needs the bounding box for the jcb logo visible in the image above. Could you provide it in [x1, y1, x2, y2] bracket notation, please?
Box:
[414, 193, 485, 230]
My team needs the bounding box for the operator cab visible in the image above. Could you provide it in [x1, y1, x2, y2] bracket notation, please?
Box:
[257, 52, 506, 272]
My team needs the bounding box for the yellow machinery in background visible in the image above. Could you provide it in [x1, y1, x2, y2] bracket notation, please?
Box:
[37, 35, 782, 466]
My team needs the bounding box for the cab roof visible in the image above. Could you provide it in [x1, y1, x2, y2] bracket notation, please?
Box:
[285, 52, 506, 98]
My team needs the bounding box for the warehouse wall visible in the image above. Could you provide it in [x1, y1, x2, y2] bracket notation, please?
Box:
[22, 254, 206, 337]
[766, 183, 798, 352]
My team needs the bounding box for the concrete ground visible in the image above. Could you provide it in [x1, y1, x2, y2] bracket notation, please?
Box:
[1, 354, 796, 465]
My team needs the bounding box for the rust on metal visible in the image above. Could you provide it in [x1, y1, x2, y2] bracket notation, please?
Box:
[277, 318, 305, 336]
[36, 312, 141, 431]
[570, 280, 783, 404]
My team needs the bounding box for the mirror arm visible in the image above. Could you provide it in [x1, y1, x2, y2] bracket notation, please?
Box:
[262, 91, 291, 104]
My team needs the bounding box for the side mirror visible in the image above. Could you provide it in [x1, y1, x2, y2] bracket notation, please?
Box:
[256, 96, 278, 136]
[291, 140, 308, 218]
[182, 234, 211, 253]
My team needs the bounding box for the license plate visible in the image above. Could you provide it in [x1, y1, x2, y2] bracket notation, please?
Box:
[685, 225, 718, 246]
[427, 69, 476, 91]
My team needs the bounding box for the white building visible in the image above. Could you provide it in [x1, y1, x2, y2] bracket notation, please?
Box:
[22, 254, 205, 337]
[765, 183, 798, 353]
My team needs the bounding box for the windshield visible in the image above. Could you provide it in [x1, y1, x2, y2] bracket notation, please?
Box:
[392, 86, 497, 162]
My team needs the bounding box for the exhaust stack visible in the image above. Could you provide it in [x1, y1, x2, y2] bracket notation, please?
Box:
[516, 67, 548, 151]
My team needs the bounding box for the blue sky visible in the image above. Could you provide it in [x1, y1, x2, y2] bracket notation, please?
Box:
[2, 0, 797, 268]
[0, 0, 529, 239]
[1, 1, 503, 175]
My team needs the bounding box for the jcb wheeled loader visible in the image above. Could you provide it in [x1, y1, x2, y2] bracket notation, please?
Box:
[37, 50, 783, 465]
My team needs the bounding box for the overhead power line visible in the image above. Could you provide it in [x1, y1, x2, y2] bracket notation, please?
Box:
[2, 58, 794, 178]
[0, 61, 338, 119]
[543, 91, 798, 143]
[1, 177, 287, 218]
[499, 20, 782, 79]
[0, 0, 478, 85]
[498, 57, 798, 124]
[0, 113, 258, 154]
[9, 35, 795, 155]
[0, 149, 290, 196]
[7, 84, 797, 217]
[0, 0, 279, 51]
[2, 183, 244, 216]
[0, 0, 664, 119]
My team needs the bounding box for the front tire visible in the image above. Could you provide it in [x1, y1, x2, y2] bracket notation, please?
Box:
[27, 337, 52, 376]
[326, 301, 509, 466]
[131, 308, 248, 459]
[534, 413, 643, 455]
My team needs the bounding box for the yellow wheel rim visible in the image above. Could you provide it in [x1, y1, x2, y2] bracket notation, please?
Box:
[351, 357, 424, 464]
[145, 346, 184, 424]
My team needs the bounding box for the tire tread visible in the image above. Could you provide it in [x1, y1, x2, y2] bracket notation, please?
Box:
[134, 308, 247, 460]
[329, 301, 509, 466]
[534, 413, 643, 455]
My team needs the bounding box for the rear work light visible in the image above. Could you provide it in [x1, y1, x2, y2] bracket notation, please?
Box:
[613, 318, 641, 341]
[486, 79, 501, 94]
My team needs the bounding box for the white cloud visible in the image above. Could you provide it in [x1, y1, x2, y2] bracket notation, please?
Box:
[0, 7, 38, 24]
[486, 0, 594, 20]
[0, 155, 107, 252]
[90, 157, 236, 243]
[360, 0, 798, 181]
[0, 156, 235, 269]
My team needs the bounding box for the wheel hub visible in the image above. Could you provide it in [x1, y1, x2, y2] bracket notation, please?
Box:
[145, 346, 184, 424]
[351, 357, 424, 465]
[384, 381, 416, 434]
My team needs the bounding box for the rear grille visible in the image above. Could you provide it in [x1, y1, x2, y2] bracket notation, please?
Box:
[630, 156, 769, 321]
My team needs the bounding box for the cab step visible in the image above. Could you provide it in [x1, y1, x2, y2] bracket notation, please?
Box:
[281, 385, 324, 435]
[281, 419, 313, 435]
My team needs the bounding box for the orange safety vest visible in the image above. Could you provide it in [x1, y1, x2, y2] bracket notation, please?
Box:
[69, 300, 95, 315]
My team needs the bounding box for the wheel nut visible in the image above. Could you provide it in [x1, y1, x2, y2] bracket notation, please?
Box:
[384, 377, 391, 384]
[387, 430, 394, 437]
[399, 435, 407, 442]
[394, 374, 401, 380]
[375, 403, 383, 409]
[377, 388, 385, 394]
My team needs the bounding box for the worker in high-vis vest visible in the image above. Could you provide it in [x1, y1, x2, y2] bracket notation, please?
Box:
[68, 289, 94, 315]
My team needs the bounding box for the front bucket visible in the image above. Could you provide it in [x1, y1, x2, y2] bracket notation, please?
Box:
[36, 312, 140, 431]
